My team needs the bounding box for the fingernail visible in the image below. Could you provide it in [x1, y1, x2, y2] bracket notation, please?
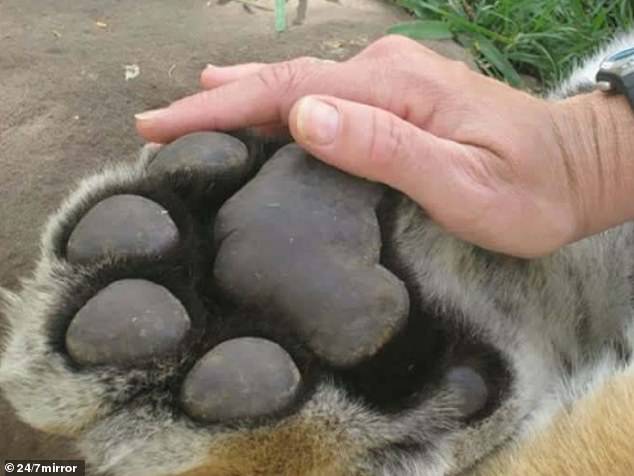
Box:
[296, 97, 339, 145]
[135, 108, 168, 121]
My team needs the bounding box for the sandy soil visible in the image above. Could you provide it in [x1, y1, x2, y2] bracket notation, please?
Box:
[0, 0, 473, 464]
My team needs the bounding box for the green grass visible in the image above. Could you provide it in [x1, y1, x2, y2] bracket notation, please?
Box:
[389, 0, 634, 88]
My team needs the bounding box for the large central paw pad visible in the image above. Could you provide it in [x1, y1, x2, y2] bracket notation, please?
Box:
[214, 144, 410, 367]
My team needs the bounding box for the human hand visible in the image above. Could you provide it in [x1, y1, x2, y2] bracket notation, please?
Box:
[136, 35, 634, 258]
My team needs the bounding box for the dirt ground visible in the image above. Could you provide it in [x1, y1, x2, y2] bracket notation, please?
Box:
[0, 0, 473, 465]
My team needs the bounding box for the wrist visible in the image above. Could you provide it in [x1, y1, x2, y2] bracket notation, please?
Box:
[550, 90, 634, 241]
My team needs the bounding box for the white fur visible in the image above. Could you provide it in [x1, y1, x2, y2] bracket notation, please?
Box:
[548, 30, 634, 99]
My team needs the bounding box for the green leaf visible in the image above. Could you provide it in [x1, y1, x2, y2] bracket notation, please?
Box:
[275, 0, 286, 32]
[455, 32, 475, 48]
[387, 20, 454, 40]
[473, 35, 523, 87]
[394, 0, 427, 17]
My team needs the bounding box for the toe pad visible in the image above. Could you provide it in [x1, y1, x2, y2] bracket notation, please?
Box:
[181, 337, 301, 422]
[66, 194, 179, 264]
[446, 366, 489, 418]
[147, 132, 252, 202]
[66, 279, 191, 366]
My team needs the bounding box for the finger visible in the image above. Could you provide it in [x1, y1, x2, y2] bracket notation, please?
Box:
[136, 58, 329, 142]
[201, 59, 337, 89]
[135, 54, 408, 144]
[135, 36, 443, 143]
[288, 95, 501, 233]
[201, 63, 267, 89]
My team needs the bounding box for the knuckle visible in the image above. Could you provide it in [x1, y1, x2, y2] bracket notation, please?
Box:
[294, 56, 319, 65]
[256, 58, 313, 95]
[367, 34, 418, 56]
[368, 111, 408, 171]
[446, 58, 473, 78]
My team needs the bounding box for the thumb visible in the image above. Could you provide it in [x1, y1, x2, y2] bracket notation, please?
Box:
[288, 95, 492, 227]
